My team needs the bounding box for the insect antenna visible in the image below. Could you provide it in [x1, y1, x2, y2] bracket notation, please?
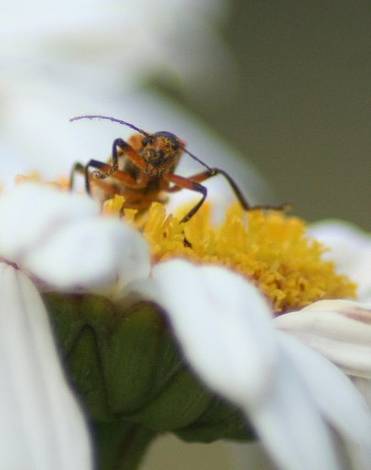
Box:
[70, 115, 150, 137]
[183, 148, 213, 172]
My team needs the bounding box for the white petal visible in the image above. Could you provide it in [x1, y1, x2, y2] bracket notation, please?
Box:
[0, 263, 92, 469]
[345, 378, 371, 470]
[139, 259, 277, 406]
[309, 220, 370, 271]
[353, 377, 371, 408]
[351, 248, 371, 302]
[309, 221, 371, 302]
[0, 183, 98, 261]
[250, 339, 342, 470]
[0, 183, 150, 293]
[23, 217, 151, 293]
[275, 300, 371, 378]
[278, 333, 371, 449]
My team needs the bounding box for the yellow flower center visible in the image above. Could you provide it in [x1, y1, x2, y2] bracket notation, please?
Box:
[104, 195, 357, 313]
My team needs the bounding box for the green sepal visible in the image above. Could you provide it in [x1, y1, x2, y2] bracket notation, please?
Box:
[100, 304, 167, 414]
[175, 397, 255, 443]
[131, 366, 212, 431]
[67, 324, 111, 420]
[44, 293, 255, 444]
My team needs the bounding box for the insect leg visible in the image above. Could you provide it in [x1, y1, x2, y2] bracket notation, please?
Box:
[83, 158, 149, 193]
[69, 159, 110, 194]
[168, 168, 287, 212]
[82, 159, 113, 194]
[69, 162, 85, 190]
[167, 169, 216, 192]
[165, 174, 207, 223]
[112, 138, 149, 172]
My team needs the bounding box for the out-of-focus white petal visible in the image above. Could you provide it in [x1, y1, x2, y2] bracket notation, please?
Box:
[352, 249, 371, 303]
[0, 183, 98, 260]
[250, 339, 341, 470]
[23, 217, 150, 292]
[346, 376, 371, 469]
[0, 263, 92, 469]
[353, 377, 371, 408]
[0, 183, 150, 293]
[309, 220, 371, 302]
[275, 300, 371, 378]
[309, 221, 370, 271]
[278, 334, 371, 451]
[0, 0, 229, 94]
[136, 259, 277, 406]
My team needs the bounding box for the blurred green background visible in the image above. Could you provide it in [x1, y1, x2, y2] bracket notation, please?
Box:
[156, 0, 371, 230]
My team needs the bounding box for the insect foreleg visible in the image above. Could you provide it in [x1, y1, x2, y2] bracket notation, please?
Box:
[168, 168, 286, 212]
[69, 162, 85, 191]
[165, 174, 208, 223]
[112, 138, 149, 172]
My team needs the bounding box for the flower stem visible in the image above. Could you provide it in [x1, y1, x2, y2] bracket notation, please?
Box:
[94, 420, 156, 470]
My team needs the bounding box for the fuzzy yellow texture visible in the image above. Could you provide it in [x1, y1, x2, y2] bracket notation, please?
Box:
[104, 195, 356, 313]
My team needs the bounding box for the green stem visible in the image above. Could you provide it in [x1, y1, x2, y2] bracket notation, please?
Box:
[94, 420, 156, 470]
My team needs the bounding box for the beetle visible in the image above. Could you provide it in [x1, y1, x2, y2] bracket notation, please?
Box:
[70, 115, 285, 223]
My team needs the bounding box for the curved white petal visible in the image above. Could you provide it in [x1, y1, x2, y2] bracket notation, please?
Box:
[250, 339, 342, 470]
[278, 334, 371, 452]
[138, 259, 277, 406]
[275, 300, 371, 378]
[0, 263, 92, 469]
[0, 183, 98, 260]
[23, 217, 150, 293]
[0, 183, 150, 293]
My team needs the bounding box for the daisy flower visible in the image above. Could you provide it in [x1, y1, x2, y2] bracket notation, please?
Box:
[0, 181, 370, 469]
